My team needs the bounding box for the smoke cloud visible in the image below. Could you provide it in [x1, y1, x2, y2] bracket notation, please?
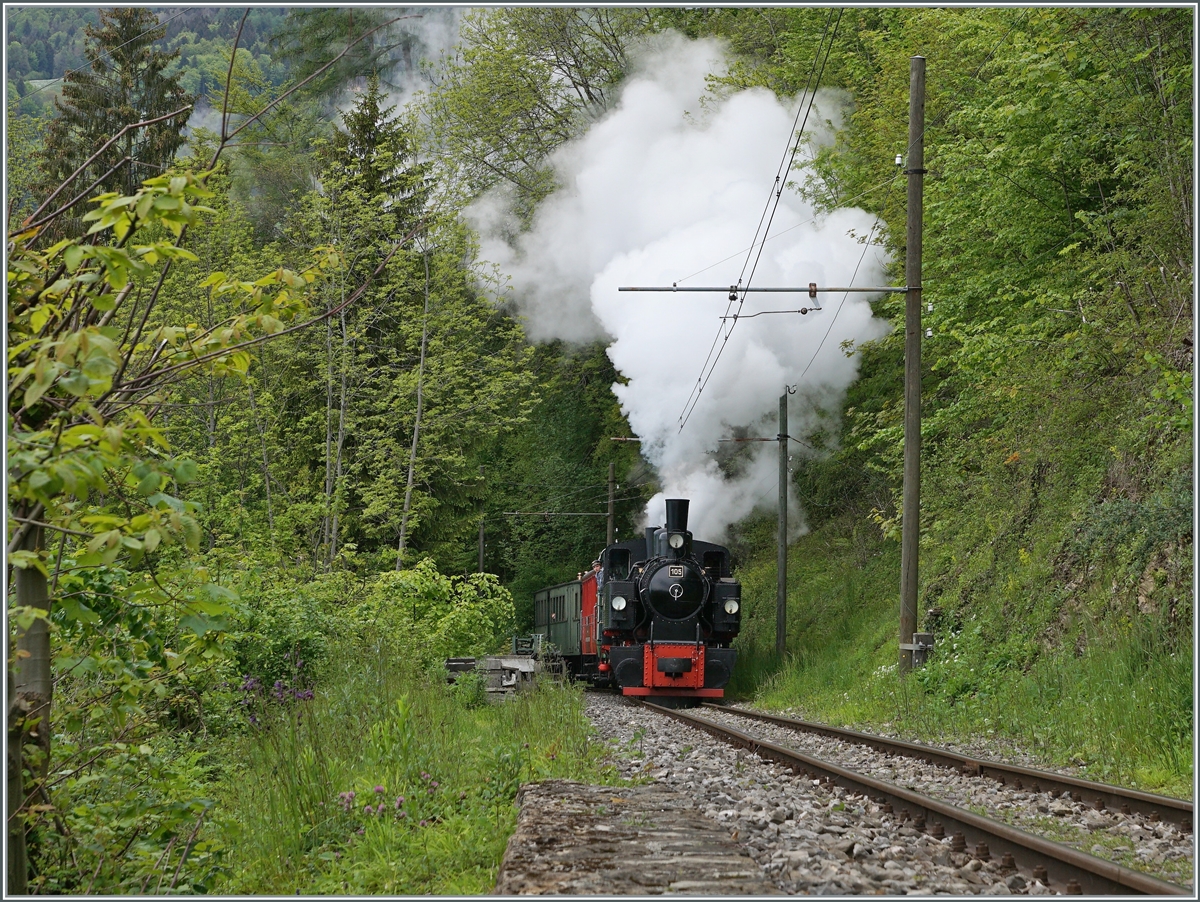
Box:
[472, 33, 892, 540]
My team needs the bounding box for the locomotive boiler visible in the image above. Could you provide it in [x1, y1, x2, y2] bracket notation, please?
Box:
[533, 498, 740, 704]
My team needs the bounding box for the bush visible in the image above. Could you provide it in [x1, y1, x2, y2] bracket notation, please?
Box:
[351, 560, 517, 667]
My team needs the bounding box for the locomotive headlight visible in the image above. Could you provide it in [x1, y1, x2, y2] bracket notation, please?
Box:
[668, 533, 684, 549]
[724, 599, 740, 615]
[611, 596, 627, 611]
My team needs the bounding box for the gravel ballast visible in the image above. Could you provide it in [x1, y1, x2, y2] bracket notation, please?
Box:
[585, 693, 1194, 895]
[700, 705, 1194, 891]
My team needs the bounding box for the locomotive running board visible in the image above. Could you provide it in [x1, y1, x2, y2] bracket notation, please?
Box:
[621, 687, 724, 697]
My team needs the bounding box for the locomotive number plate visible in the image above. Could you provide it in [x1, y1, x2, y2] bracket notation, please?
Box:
[668, 565, 684, 577]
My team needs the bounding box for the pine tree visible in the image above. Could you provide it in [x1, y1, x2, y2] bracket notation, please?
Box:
[324, 74, 430, 227]
[41, 8, 192, 204]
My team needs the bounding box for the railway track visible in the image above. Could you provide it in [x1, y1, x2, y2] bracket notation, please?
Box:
[644, 701, 1190, 896]
[704, 703, 1193, 830]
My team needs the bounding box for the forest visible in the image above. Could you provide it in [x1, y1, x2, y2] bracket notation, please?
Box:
[5, 6, 1192, 893]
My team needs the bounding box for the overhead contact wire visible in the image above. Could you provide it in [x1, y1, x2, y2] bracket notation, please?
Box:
[679, 9, 843, 433]
[676, 9, 837, 427]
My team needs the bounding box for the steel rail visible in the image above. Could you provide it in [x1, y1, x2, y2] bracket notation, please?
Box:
[705, 704, 1194, 831]
[642, 702, 1189, 896]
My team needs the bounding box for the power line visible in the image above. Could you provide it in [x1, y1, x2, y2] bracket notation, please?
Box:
[678, 9, 843, 433]
[800, 221, 880, 380]
[672, 171, 904, 286]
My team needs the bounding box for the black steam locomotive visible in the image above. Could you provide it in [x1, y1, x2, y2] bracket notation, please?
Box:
[533, 498, 740, 704]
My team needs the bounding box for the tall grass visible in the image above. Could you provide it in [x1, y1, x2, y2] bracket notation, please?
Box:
[733, 513, 1193, 799]
[211, 642, 614, 894]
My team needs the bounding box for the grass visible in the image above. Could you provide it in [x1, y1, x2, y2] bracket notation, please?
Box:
[729, 504, 1193, 800]
[210, 642, 619, 894]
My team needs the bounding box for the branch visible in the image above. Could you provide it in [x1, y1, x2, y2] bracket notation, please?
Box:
[117, 219, 428, 394]
[19, 157, 132, 234]
[17, 106, 193, 235]
[7, 502, 46, 556]
[209, 15, 420, 169]
[8, 517, 92, 540]
[221, 10, 250, 143]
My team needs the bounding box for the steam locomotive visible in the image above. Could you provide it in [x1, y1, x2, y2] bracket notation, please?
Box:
[533, 499, 740, 704]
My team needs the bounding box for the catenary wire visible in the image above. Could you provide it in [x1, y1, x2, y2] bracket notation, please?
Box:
[679, 8, 1032, 435]
[678, 9, 843, 433]
[672, 170, 904, 286]
[675, 9, 839, 428]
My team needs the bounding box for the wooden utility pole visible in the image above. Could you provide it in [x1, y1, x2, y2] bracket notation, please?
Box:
[607, 462, 616, 546]
[899, 56, 926, 673]
[776, 392, 789, 659]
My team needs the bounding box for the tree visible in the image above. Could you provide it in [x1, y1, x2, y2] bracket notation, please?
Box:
[41, 8, 192, 207]
[275, 9, 415, 101]
[416, 7, 653, 217]
[326, 74, 429, 215]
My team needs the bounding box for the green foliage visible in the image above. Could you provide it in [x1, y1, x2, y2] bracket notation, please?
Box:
[26, 734, 223, 894]
[448, 670, 488, 709]
[5, 8, 288, 93]
[415, 8, 654, 218]
[352, 561, 517, 668]
[274, 9, 414, 101]
[481, 342, 652, 621]
[41, 9, 193, 208]
[689, 6, 1195, 798]
[12, 8, 1193, 892]
[213, 639, 614, 894]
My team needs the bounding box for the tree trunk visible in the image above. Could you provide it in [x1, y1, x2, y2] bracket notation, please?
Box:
[328, 309, 350, 569]
[397, 252, 431, 569]
[7, 633, 27, 895]
[246, 380, 275, 537]
[11, 523, 51, 892]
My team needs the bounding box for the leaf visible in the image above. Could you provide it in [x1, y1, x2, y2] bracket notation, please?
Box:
[136, 471, 161, 496]
[8, 552, 49, 577]
[181, 515, 202, 552]
[59, 370, 91, 396]
[59, 597, 101, 625]
[64, 244, 87, 272]
[179, 614, 228, 637]
[174, 459, 199, 483]
[23, 367, 55, 408]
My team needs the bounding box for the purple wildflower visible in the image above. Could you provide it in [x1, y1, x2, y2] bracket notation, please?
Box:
[419, 819, 428, 827]
[394, 796, 405, 809]
[374, 785, 385, 794]
[397, 811, 407, 820]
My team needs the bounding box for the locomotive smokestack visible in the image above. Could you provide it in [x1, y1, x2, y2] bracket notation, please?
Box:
[665, 499, 690, 533]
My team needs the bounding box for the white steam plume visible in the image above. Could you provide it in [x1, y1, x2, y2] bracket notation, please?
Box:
[472, 33, 891, 541]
